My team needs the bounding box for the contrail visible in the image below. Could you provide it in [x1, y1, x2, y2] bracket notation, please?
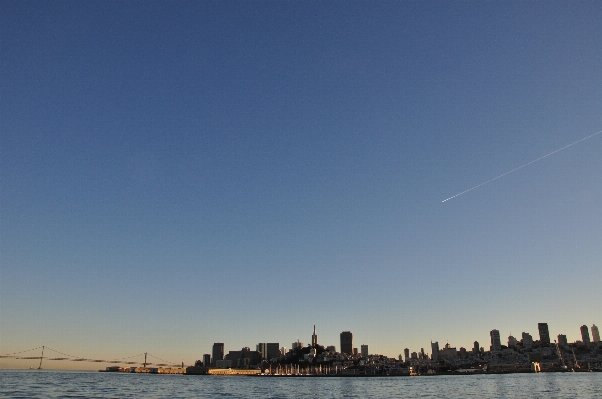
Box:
[442, 130, 602, 203]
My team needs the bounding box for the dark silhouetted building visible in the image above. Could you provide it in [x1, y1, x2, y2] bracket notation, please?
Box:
[312, 325, 318, 346]
[226, 347, 262, 367]
[557, 334, 568, 346]
[266, 343, 280, 360]
[538, 323, 550, 344]
[431, 341, 439, 361]
[473, 341, 480, 354]
[592, 325, 600, 343]
[203, 354, 211, 367]
[581, 325, 591, 344]
[340, 331, 353, 355]
[256, 343, 267, 358]
[490, 329, 501, 352]
[522, 332, 533, 347]
[404, 348, 410, 361]
[212, 343, 224, 366]
[361, 345, 368, 357]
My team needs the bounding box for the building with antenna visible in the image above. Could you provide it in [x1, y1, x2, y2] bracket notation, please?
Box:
[431, 341, 439, 361]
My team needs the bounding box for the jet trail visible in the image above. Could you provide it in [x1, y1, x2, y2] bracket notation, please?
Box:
[442, 130, 602, 203]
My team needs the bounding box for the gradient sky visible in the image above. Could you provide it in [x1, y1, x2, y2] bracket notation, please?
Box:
[1, 1, 601, 370]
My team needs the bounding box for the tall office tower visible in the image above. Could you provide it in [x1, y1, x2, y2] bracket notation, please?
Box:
[266, 343, 280, 360]
[203, 354, 211, 367]
[522, 332, 533, 347]
[420, 348, 425, 359]
[592, 325, 600, 343]
[212, 343, 224, 366]
[340, 331, 353, 354]
[538, 323, 551, 344]
[361, 345, 368, 357]
[508, 335, 518, 347]
[557, 334, 568, 346]
[431, 341, 439, 361]
[312, 325, 318, 346]
[291, 340, 304, 350]
[353, 348, 358, 355]
[490, 329, 502, 352]
[404, 348, 410, 361]
[580, 325, 591, 344]
[257, 343, 267, 358]
[473, 341, 480, 354]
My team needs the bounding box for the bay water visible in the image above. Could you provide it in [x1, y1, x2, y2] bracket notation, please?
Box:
[1, 370, 601, 398]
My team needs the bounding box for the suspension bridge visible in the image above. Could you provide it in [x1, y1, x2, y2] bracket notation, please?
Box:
[0, 346, 182, 369]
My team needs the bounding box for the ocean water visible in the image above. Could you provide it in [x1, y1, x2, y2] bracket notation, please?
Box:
[1, 370, 601, 398]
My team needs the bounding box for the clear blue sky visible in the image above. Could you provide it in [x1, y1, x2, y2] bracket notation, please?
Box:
[1, 1, 600, 369]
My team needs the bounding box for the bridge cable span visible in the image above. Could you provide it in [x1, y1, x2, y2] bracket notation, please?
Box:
[0, 346, 180, 367]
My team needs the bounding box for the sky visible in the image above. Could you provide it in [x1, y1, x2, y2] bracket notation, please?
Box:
[1, 1, 601, 370]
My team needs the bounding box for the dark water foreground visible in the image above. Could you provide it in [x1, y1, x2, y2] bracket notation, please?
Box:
[1, 369, 601, 398]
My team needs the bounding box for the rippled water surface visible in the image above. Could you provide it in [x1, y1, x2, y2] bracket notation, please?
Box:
[1, 370, 601, 398]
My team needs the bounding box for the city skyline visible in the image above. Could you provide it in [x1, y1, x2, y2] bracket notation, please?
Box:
[1, 2, 601, 370]
[2, 321, 599, 370]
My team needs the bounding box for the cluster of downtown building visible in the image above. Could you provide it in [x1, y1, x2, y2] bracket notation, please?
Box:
[194, 323, 601, 373]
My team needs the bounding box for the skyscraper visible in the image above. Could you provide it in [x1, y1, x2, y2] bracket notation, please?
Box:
[580, 325, 591, 344]
[212, 343, 224, 366]
[404, 348, 410, 361]
[557, 334, 568, 346]
[257, 343, 267, 358]
[538, 323, 550, 344]
[490, 329, 501, 352]
[473, 341, 479, 354]
[312, 325, 318, 347]
[508, 335, 518, 347]
[266, 343, 280, 360]
[203, 354, 211, 367]
[592, 325, 600, 343]
[361, 345, 368, 357]
[522, 332, 533, 347]
[340, 331, 353, 354]
[431, 341, 439, 361]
